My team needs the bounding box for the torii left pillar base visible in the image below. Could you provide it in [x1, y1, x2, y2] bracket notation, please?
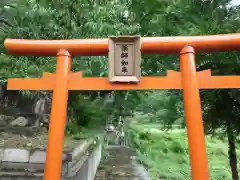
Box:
[44, 49, 71, 180]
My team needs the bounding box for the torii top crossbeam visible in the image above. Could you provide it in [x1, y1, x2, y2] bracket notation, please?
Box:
[4, 33, 240, 56]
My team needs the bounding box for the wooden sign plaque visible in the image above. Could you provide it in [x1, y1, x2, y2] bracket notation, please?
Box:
[108, 36, 141, 82]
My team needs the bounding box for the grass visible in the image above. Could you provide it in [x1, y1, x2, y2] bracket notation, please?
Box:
[128, 122, 239, 180]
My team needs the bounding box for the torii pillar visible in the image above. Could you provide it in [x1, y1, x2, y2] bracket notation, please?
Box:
[44, 49, 71, 180]
[180, 46, 209, 179]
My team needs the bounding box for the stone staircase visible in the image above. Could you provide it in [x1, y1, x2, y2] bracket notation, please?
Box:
[94, 146, 150, 180]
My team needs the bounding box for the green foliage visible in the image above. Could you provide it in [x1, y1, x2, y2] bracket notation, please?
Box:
[137, 91, 185, 127]
[0, 0, 21, 33]
[65, 93, 113, 135]
[129, 122, 237, 180]
[0, 0, 142, 133]
[0, 0, 141, 80]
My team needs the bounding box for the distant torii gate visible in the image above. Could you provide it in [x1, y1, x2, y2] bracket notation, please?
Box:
[4, 33, 240, 180]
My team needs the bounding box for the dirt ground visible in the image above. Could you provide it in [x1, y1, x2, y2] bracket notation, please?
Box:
[0, 132, 80, 151]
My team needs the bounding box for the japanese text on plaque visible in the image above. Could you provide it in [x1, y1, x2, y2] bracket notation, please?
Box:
[121, 45, 128, 74]
[115, 44, 133, 76]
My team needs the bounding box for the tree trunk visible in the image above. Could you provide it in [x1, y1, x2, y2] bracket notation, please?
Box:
[227, 121, 239, 180]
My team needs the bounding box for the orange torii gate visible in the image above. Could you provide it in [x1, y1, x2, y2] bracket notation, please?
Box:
[4, 33, 240, 180]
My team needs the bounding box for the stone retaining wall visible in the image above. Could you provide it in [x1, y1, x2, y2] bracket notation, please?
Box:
[0, 138, 102, 180]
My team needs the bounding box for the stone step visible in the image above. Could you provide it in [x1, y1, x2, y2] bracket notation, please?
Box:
[0, 138, 102, 180]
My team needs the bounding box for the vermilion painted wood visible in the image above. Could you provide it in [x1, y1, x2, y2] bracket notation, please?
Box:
[4, 33, 240, 56]
[43, 50, 71, 180]
[42, 72, 83, 79]
[7, 70, 240, 90]
[180, 46, 209, 180]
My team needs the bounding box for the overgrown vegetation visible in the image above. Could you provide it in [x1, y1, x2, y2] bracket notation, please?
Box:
[129, 121, 239, 180]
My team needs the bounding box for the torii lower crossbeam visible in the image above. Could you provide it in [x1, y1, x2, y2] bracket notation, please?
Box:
[7, 69, 240, 90]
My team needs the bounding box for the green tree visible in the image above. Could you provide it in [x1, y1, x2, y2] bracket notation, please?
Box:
[130, 0, 240, 179]
[1, 0, 141, 132]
